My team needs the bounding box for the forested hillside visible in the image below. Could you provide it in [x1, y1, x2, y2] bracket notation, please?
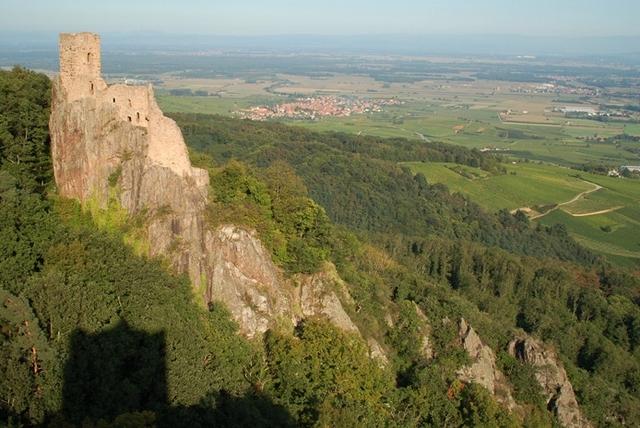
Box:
[1, 68, 640, 427]
[173, 112, 640, 426]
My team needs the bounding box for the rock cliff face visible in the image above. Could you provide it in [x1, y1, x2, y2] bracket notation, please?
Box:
[50, 33, 210, 292]
[203, 225, 294, 337]
[508, 336, 592, 428]
[456, 319, 519, 413]
[294, 264, 358, 333]
[49, 32, 368, 343]
[414, 304, 434, 360]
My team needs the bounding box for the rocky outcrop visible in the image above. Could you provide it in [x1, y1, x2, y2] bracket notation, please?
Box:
[294, 264, 389, 364]
[50, 33, 210, 295]
[367, 338, 389, 365]
[203, 225, 295, 338]
[294, 263, 358, 333]
[457, 319, 519, 412]
[49, 33, 369, 344]
[508, 336, 592, 428]
[414, 304, 434, 360]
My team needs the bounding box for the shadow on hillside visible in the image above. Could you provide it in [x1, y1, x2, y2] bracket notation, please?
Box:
[49, 320, 294, 428]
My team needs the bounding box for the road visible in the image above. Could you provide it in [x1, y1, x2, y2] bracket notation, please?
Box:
[390, 125, 432, 142]
[570, 206, 623, 217]
[529, 180, 603, 220]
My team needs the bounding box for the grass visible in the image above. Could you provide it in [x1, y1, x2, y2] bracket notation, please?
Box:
[562, 172, 640, 215]
[155, 77, 640, 266]
[157, 94, 281, 116]
[288, 112, 635, 167]
[624, 123, 640, 136]
[157, 92, 640, 167]
[538, 208, 640, 267]
[403, 162, 640, 265]
[402, 162, 593, 212]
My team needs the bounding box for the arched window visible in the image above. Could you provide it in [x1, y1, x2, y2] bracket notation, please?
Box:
[90, 82, 94, 94]
[112, 98, 116, 103]
[136, 112, 140, 121]
[87, 52, 92, 64]
[127, 116, 132, 122]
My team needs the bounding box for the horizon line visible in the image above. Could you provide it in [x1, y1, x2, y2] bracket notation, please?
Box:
[3, 31, 640, 39]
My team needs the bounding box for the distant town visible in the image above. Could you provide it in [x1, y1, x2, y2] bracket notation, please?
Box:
[235, 96, 403, 121]
[509, 83, 600, 97]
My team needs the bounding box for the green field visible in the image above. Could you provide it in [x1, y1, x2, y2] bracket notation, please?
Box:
[538, 207, 640, 267]
[402, 162, 593, 212]
[404, 161, 640, 265]
[561, 173, 638, 214]
[157, 94, 280, 116]
[158, 94, 640, 167]
[156, 78, 640, 266]
[547, 173, 640, 265]
[624, 123, 640, 136]
[296, 114, 637, 166]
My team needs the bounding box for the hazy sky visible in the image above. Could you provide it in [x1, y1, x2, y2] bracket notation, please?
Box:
[2, 0, 639, 37]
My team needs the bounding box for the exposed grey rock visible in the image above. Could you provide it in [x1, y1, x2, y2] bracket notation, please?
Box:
[204, 225, 295, 338]
[508, 336, 592, 428]
[413, 303, 434, 360]
[457, 319, 519, 412]
[295, 263, 358, 333]
[295, 264, 389, 365]
[368, 338, 389, 366]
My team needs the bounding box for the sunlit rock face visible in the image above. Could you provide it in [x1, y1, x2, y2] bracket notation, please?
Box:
[456, 318, 520, 413]
[508, 336, 592, 428]
[51, 32, 211, 303]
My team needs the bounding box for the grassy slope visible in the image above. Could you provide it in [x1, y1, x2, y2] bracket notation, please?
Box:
[539, 208, 640, 266]
[402, 162, 593, 212]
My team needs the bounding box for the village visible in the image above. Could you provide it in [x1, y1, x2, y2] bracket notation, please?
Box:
[235, 96, 402, 121]
[509, 83, 600, 97]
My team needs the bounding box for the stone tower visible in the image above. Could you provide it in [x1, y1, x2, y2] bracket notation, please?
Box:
[58, 33, 104, 101]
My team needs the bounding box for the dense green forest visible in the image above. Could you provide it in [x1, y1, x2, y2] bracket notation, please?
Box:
[1, 67, 639, 427]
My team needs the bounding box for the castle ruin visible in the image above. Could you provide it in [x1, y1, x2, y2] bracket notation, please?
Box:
[49, 33, 359, 340]
[54, 32, 198, 189]
[51, 32, 212, 297]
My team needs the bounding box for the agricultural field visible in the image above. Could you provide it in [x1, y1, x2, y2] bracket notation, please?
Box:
[156, 94, 275, 116]
[155, 70, 640, 266]
[156, 73, 640, 167]
[404, 161, 640, 265]
[624, 123, 640, 136]
[401, 162, 593, 213]
[549, 173, 640, 265]
[539, 207, 640, 267]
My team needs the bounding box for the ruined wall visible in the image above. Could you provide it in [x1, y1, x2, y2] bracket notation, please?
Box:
[103, 85, 151, 127]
